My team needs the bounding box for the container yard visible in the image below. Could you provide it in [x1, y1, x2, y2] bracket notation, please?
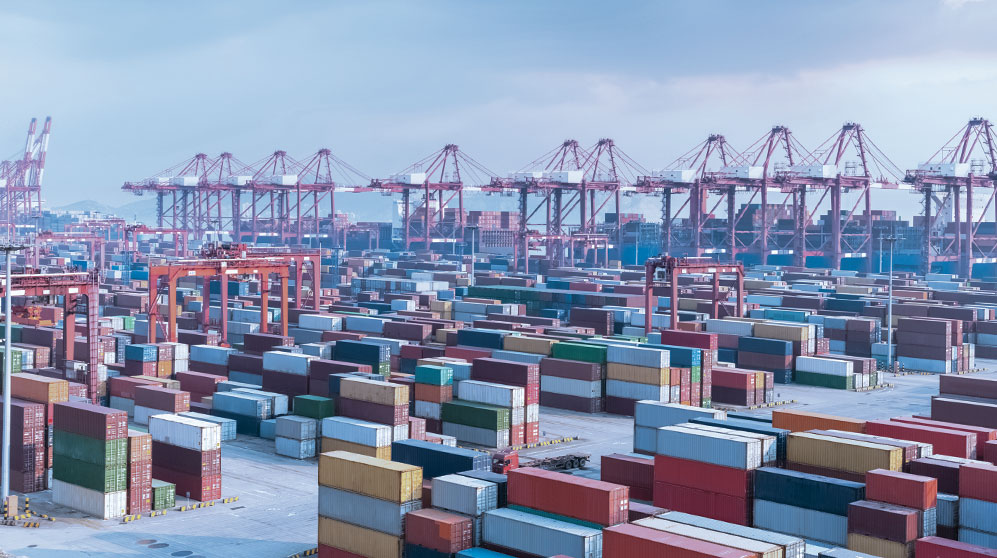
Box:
[8, 3, 997, 558]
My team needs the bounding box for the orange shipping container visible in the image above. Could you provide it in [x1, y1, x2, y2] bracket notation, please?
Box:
[11, 373, 69, 404]
[772, 409, 866, 433]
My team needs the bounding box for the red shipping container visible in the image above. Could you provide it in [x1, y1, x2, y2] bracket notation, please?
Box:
[123, 360, 158, 376]
[507, 467, 629, 527]
[509, 423, 524, 446]
[151, 466, 221, 502]
[524, 421, 539, 444]
[865, 469, 937, 510]
[337, 398, 409, 426]
[652, 481, 751, 525]
[540, 358, 603, 381]
[915, 536, 997, 558]
[134, 386, 191, 413]
[414, 383, 453, 404]
[151, 442, 221, 476]
[408, 417, 426, 441]
[176, 371, 226, 395]
[866, 420, 976, 459]
[987, 440, 997, 466]
[654, 455, 752, 498]
[847, 500, 920, 543]
[445, 346, 492, 361]
[900, 416, 996, 458]
[404, 508, 473, 553]
[53, 401, 128, 440]
[959, 462, 997, 503]
[601, 453, 654, 501]
[656, 330, 718, 351]
[603, 522, 754, 558]
[109, 376, 159, 399]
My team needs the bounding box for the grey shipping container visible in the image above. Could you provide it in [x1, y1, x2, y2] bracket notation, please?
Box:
[482, 508, 602, 558]
[318, 485, 421, 536]
[431, 474, 498, 517]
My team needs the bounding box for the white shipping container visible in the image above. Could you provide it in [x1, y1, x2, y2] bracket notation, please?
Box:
[796, 356, 852, 377]
[432, 474, 498, 516]
[541, 376, 602, 399]
[262, 351, 315, 375]
[275, 415, 318, 440]
[173, 359, 190, 373]
[510, 406, 525, 426]
[275, 436, 316, 459]
[457, 380, 525, 408]
[655, 426, 762, 469]
[298, 314, 343, 331]
[634, 517, 782, 557]
[634, 401, 726, 428]
[321, 417, 392, 447]
[318, 485, 421, 537]
[606, 344, 670, 368]
[149, 414, 222, 451]
[525, 404, 539, 424]
[443, 422, 509, 448]
[52, 479, 127, 519]
[392, 423, 409, 442]
[606, 380, 668, 401]
[482, 508, 602, 558]
[753, 499, 847, 547]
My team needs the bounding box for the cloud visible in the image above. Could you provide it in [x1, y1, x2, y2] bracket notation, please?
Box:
[941, 0, 985, 7]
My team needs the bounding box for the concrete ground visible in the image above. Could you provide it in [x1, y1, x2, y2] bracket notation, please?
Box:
[3, 362, 996, 557]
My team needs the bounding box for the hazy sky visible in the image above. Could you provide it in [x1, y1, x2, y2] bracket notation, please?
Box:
[3, 0, 997, 218]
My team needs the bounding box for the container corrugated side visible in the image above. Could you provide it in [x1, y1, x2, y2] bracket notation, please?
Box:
[275, 416, 318, 440]
[321, 417, 392, 447]
[431, 474, 498, 516]
[318, 450, 422, 503]
[318, 516, 403, 558]
[846, 533, 914, 558]
[318, 485, 421, 536]
[659, 510, 805, 558]
[679, 423, 777, 465]
[655, 426, 762, 469]
[482, 507, 602, 558]
[275, 437, 316, 459]
[606, 345, 669, 368]
[52, 479, 127, 519]
[442, 422, 509, 448]
[606, 380, 668, 401]
[321, 438, 391, 460]
[787, 432, 902, 474]
[634, 517, 783, 558]
[339, 377, 408, 406]
[540, 376, 602, 398]
[753, 499, 847, 546]
[148, 415, 221, 452]
[634, 401, 725, 428]
[456, 380, 524, 408]
[958, 497, 997, 533]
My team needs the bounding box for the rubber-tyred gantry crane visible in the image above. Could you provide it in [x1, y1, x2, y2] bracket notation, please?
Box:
[124, 224, 189, 259]
[2, 271, 100, 403]
[32, 231, 107, 271]
[644, 256, 744, 335]
[906, 117, 997, 276]
[201, 242, 322, 310]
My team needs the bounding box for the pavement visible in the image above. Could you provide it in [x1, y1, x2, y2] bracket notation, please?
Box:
[3, 362, 996, 557]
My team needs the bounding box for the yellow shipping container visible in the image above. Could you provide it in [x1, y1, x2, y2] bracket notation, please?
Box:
[787, 432, 902, 474]
[321, 438, 391, 460]
[754, 322, 808, 343]
[435, 328, 456, 343]
[339, 377, 409, 406]
[318, 517, 403, 558]
[430, 300, 452, 312]
[847, 533, 914, 558]
[503, 336, 555, 355]
[318, 451, 422, 503]
[606, 363, 669, 386]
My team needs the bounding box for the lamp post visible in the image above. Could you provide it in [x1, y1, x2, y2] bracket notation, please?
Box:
[884, 234, 897, 372]
[466, 226, 477, 287]
[1, 241, 26, 501]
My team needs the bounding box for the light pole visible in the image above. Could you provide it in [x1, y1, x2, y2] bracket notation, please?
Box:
[1, 241, 26, 502]
[884, 234, 897, 372]
[466, 226, 477, 287]
[878, 233, 883, 274]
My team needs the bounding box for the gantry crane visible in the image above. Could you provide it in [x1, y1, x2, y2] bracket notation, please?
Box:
[644, 256, 744, 335]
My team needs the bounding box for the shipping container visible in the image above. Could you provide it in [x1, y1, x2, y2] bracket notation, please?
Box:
[318, 451, 422, 503]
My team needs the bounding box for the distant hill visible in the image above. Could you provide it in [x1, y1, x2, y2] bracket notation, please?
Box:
[52, 197, 159, 224]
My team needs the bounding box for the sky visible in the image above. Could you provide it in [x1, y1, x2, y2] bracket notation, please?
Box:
[2, 0, 997, 220]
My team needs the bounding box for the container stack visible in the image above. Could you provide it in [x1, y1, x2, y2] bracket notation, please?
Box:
[176, 371, 225, 404]
[274, 415, 318, 459]
[334, 340, 391, 377]
[605, 344, 670, 415]
[481, 507, 603, 558]
[317, 451, 423, 558]
[652, 423, 766, 525]
[470, 357, 539, 444]
[51, 402, 129, 519]
[133, 385, 190, 425]
[539, 357, 604, 413]
[737, 337, 794, 384]
[149, 414, 222, 501]
[337, 377, 410, 441]
[441, 400, 510, 448]
[2, 399, 46, 492]
[210, 390, 271, 436]
[152, 479, 176, 511]
[123, 343, 158, 377]
[154, 342, 174, 378]
[932, 375, 997, 429]
[164, 341, 190, 374]
[391, 439, 490, 479]
[404, 508, 474, 556]
[795, 355, 857, 390]
[454, 379, 524, 447]
[600, 453, 655, 502]
[412, 364, 453, 434]
[632, 401, 725, 455]
[897, 317, 957, 374]
[127, 430, 153, 515]
[845, 469, 938, 558]
[958, 462, 997, 548]
[752, 466, 865, 546]
[261, 350, 315, 403]
[189, 345, 236, 376]
[320, 416, 393, 459]
[432, 474, 499, 545]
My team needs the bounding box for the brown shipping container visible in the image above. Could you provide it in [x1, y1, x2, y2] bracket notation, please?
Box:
[338, 398, 408, 426]
[339, 377, 409, 406]
[53, 401, 128, 441]
[931, 397, 997, 429]
[109, 376, 159, 399]
[847, 500, 919, 543]
[134, 386, 191, 413]
[939, 375, 997, 400]
[318, 451, 421, 503]
[318, 517, 402, 558]
[787, 432, 902, 474]
[773, 409, 866, 433]
[152, 442, 221, 476]
[128, 430, 153, 463]
[11, 373, 69, 404]
[907, 458, 962, 495]
[321, 438, 391, 460]
[404, 508, 473, 554]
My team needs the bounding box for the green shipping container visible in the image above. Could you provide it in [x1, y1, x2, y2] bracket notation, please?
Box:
[441, 400, 510, 431]
[53, 454, 127, 493]
[415, 365, 453, 386]
[794, 370, 854, 390]
[550, 342, 608, 364]
[53, 430, 128, 466]
[152, 479, 176, 510]
[292, 395, 336, 419]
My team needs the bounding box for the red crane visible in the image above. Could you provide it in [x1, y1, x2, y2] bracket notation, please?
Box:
[906, 117, 997, 277]
[0, 117, 50, 239]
